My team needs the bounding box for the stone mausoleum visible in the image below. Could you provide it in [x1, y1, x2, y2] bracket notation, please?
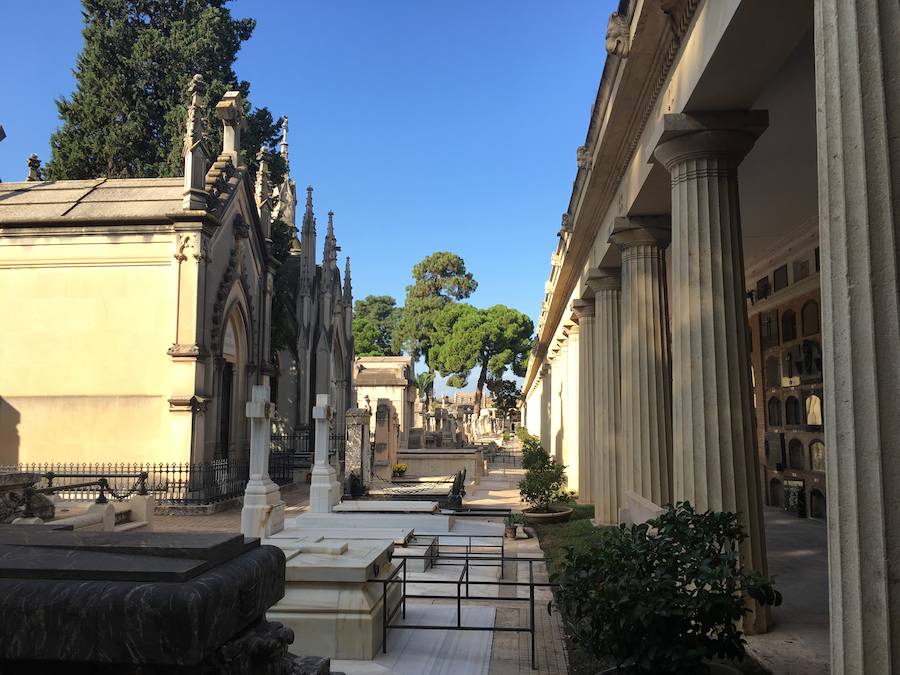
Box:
[0, 79, 355, 466]
[521, 0, 900, 671]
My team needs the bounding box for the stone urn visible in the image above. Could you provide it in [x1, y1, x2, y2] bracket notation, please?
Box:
[522, 506, 573, 525]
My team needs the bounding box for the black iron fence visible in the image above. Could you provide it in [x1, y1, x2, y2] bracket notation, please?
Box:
[2, 455, 296, 506]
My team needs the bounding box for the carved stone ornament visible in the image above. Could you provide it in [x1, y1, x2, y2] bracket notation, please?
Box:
[606, 12, 630, 58]
[576, 145, 593, 170]
[551, 252, 562, 267]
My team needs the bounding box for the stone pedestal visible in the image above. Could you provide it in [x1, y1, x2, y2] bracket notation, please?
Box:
[814, 2, 900, 671]
[241, 385, 285, 538]
[266, 538, 400, 661]
[344, 407, 371, 494]
[655, 111, 769, 632]
[310, 395, 341, 514]
[609, 217, 673, 507]
[586, 267, 623, 524]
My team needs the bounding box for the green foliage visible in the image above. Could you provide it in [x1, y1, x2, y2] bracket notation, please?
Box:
[521, 437, 548, 471]
[431, 303, 533, 414]
[518, 443, 571, 512]
[415, 371, 435, 399]
[487, 377, 521, 417]
[393, 252, 477, 368]
[408, 251, 478, 301]
[554, 503, 781, 674]
[353, 295, 402, 357]
[47, 0, 284, 182]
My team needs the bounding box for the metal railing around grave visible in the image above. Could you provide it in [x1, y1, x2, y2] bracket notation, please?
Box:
[270, 428, 343, 473]
[1, 458, 291, 505]
[373, 546, 557, 671]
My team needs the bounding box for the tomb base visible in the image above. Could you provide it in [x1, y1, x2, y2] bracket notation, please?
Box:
[266, 539, 400, 661]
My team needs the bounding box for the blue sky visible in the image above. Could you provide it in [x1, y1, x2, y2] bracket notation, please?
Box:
[0, 1, 613, 390]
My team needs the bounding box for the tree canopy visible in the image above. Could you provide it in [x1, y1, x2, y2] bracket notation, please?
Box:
[431, 304, 533, 416]
[352, 295, 402, 357]
[487, 377, 522, 418]
[394, 251, 477, 370]
[47, 0, 284, 183]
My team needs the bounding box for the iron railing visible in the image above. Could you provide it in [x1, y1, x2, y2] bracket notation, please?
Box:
[2, 456, 294, 506]
[374, 551, 556, 670]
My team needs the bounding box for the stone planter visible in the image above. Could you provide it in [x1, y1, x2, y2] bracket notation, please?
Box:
[504, 524, 518, 539]
[522, 506, 573, 525]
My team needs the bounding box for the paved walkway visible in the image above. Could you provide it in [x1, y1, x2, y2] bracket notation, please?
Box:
[746, 507, 830, 674]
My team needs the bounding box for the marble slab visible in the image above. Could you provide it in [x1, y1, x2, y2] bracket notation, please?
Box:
[333, 501, 438, 513]
[268, 527, 414, 545]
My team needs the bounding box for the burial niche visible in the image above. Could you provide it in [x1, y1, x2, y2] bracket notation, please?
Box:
[767, 397, 782, 427]
[802, 300, 820, 336]
[785, 396, 803, 425]
[810, 439, 826, 472]
[781, 310, 797, 342]
[810, 489, 826, 520]
[788, 438, 805, 470]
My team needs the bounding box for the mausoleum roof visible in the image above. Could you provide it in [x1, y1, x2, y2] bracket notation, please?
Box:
[0, 177, 189, 225]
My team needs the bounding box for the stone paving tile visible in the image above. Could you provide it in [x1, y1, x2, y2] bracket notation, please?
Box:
[152, 483, 309, 533]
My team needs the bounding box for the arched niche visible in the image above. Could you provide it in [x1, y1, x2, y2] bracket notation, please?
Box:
[765, 356, 780, 390]
[785, 396, 803, 425]
[217, 295, 251, 460]
[802, 300, 821, 336]
[788, 438, 805, 470]
[781, 309, 797, 342]
[767, 397, 782, 427]
[770, 478, 783, 507]
[806, 393, 823, 426]
[810, 439, 826, 472]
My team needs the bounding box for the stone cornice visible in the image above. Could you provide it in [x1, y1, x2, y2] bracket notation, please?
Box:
[525, 0, 701, 395]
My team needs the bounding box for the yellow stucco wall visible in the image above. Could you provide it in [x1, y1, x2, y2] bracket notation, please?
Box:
[0, 231, 182, 464]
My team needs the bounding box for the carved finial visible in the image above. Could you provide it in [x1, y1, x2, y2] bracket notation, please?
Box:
[605, 12, 630, 58]
[306, 185, 314, 208]
[182, 75, 210, 210]
[280, 117, 289, 163]
[26, 154, 42, 181]
[255, 146, 272, 233]
[323, 211, 337, 266]
[327, 210, 335, 236]
[215, 90, 246, 164]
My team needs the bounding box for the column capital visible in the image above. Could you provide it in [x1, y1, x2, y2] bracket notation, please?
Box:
[571, 298, 595, 319]
[653, 111, 768, 170]
[609, 216, 671, 250]
[585, 266, 621, 292]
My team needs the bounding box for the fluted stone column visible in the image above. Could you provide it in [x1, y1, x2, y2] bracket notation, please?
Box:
[572, 300, 596, 503]
[815, 2, 900, 671]
[564, 325, 581, 496]
[655, 111, 769, 633]
[586, 267, 622, 524]
[539, 364, 552, 452]
[609, 217, 673, 506]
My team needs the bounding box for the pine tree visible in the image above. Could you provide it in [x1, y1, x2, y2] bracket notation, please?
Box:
[46, 0, 284, 182]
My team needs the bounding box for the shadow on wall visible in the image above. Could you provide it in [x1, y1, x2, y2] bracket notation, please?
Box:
[0, 397, 20, 465]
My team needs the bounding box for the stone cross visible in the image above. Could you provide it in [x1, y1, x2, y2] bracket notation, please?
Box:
[310, 394, 341, 513]
[240, 385, 285, 538]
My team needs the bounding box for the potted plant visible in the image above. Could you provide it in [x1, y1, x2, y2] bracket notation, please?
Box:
[518, 443, 574, 524]
[504, 513, 518, 539]
[392, 463, 408, 478]
[554, 502, 782, 674]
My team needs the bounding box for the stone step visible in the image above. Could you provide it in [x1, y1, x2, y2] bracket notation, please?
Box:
[112, 520, 149, 532]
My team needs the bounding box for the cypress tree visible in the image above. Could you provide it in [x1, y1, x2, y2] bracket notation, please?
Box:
[46, 0, 284, 183]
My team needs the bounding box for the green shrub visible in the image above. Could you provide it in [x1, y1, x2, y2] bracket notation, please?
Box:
[554, 502, 781, 674]
[518, 455, 572, 512]
[521, 441, 549, 471]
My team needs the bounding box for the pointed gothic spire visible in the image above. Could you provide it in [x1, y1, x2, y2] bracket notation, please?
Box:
[182, 74, 209, 210]
[323, 211, 337, 266]
[344, 256, 352, 298]
[280, 117, 289, 165]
